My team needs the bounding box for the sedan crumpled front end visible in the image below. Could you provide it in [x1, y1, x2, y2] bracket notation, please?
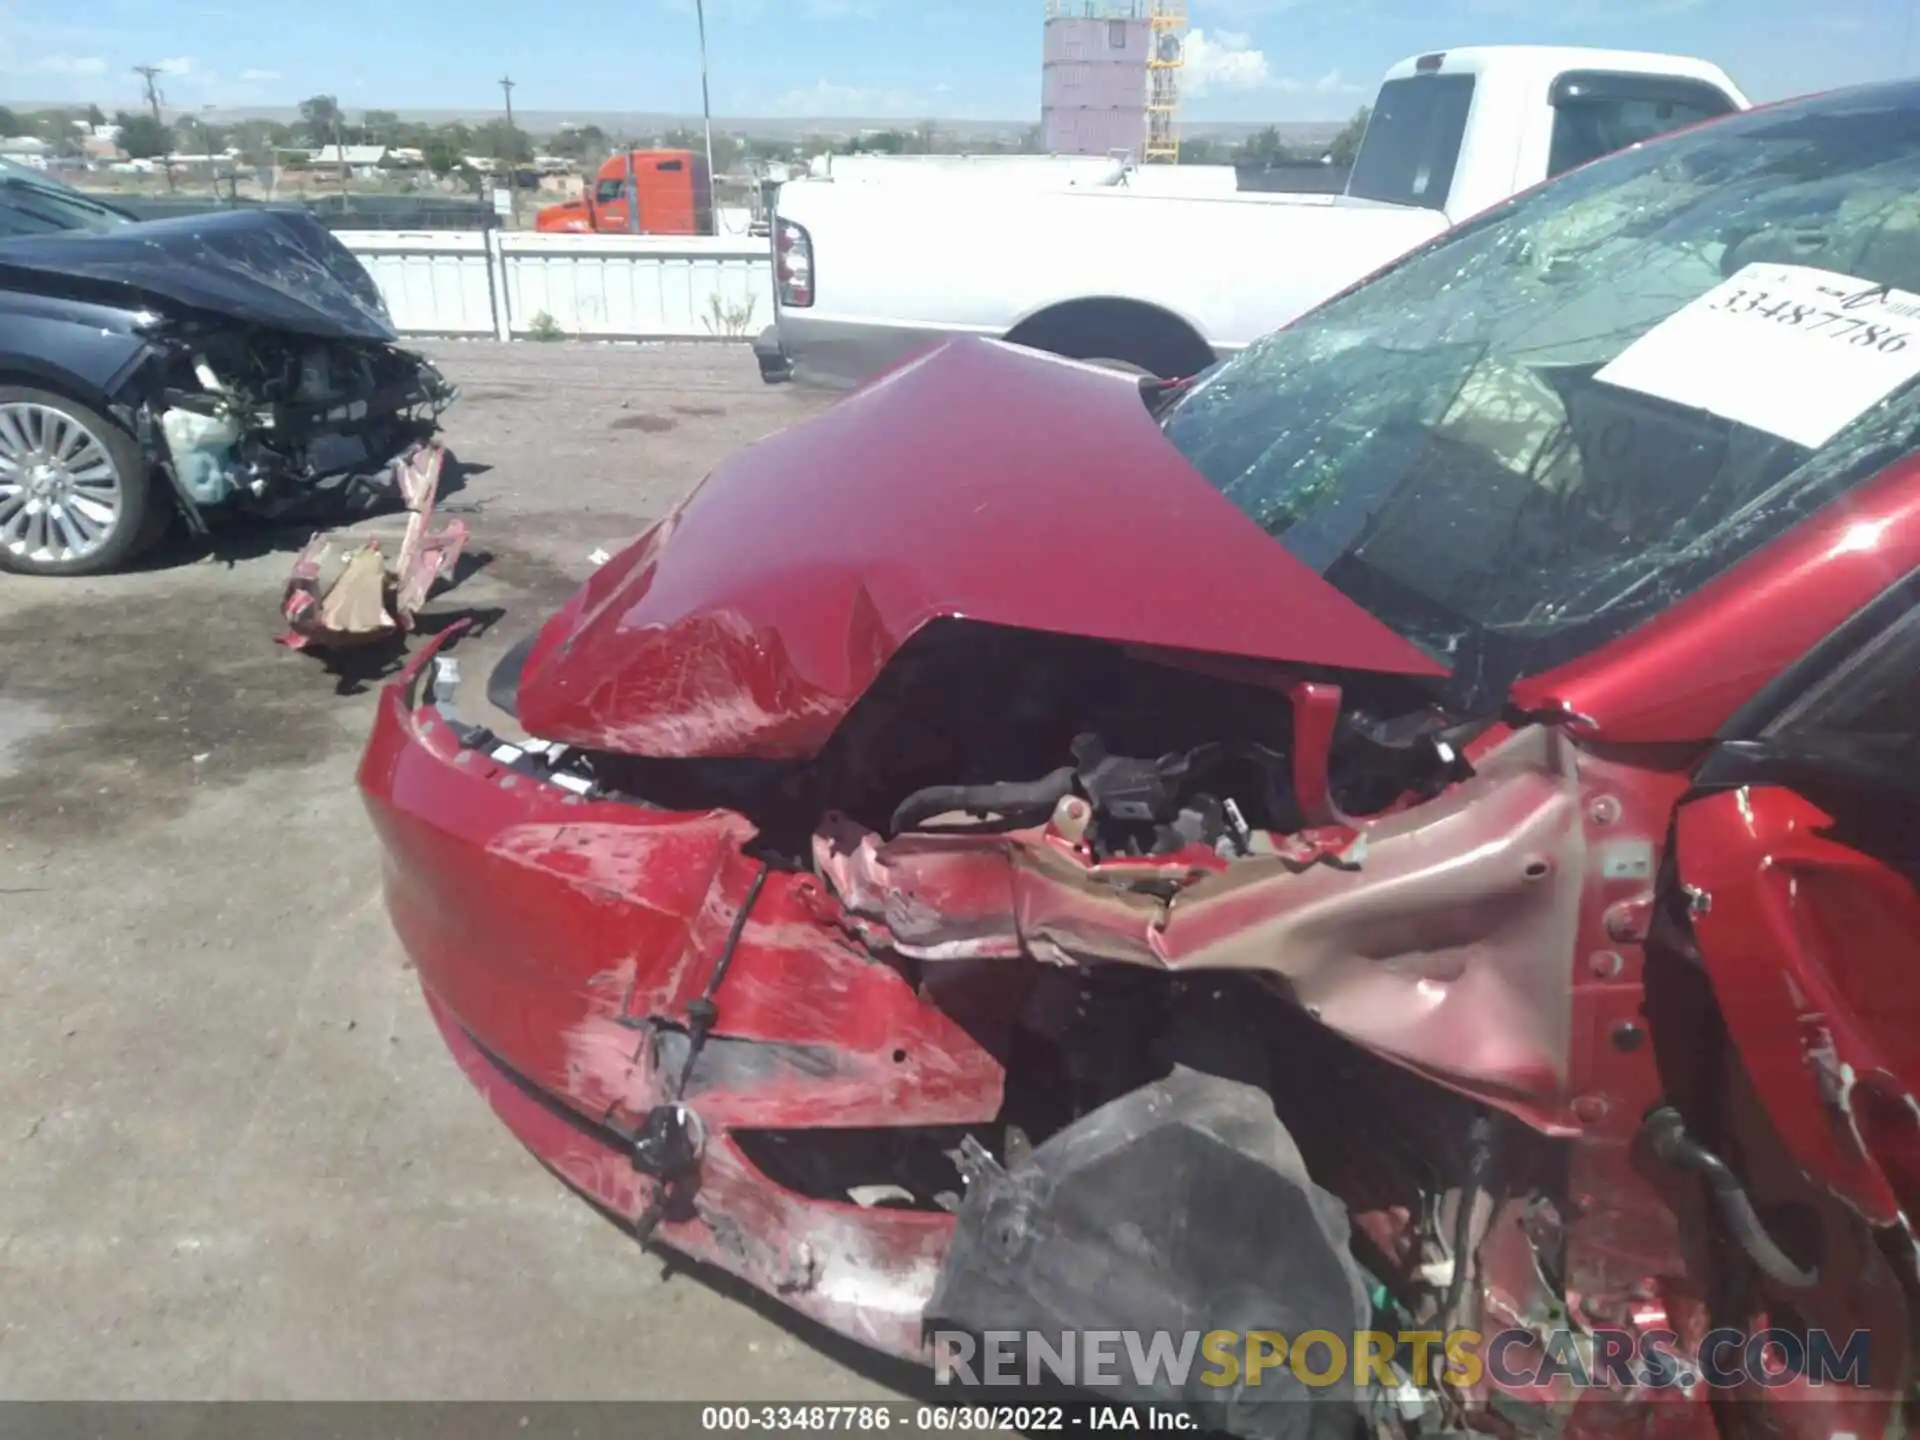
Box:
[361, 630, 1004, 1353]
[359, 340, 1636, 1437]
[0, 208, 456, 575]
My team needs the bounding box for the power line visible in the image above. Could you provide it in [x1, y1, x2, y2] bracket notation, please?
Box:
[694, 0, 716, 233]
[499, 74, 518, 223]
[132, 64, 164, 121]
[132, 64, 176, 192]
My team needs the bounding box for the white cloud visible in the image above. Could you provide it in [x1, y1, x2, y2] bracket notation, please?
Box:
[1178, 27, 1365, 117]
[0, 16, 119, 90]
[1183, 28, 1272, 97]
[772, 77, 931, 118]
[1274, 68, 1362, 96]
[156, 55, 196, 76]
[239, 67, 282, 82]
[37, 53, 107, 76]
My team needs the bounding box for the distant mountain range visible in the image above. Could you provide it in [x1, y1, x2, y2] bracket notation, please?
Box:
[6, 101, 1346, 147]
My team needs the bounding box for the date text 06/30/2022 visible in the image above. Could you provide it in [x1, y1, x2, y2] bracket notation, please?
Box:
[699, 1405, 1198, 1432]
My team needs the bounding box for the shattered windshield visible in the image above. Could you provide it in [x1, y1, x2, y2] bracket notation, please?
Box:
[1163, 81, 1920, 713]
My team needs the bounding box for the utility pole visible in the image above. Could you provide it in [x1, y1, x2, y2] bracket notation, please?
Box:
[694, 0, 717, 233]
[498, 74, 518, 223]
[133, 64, 177, 192]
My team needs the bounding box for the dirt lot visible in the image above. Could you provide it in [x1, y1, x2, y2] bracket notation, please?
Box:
[0, 343, 932, 1400]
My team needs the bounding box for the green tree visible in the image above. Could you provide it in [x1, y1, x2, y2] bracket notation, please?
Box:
[298, 93, 343, 146]
[422, 135, 465, 176]
[0, 106, 20, 137]
[1018, 122, 1043, 154]
[362, 109, 399, 144]
[740, 136, 797, 163]
[1238, 125, 1292, 165]
[32, 108, 67, 138]
[87, 104, 107, 127]
[49, 120, 87, 159]
[175, 115, 228, 156]
[475, 117, 533, 165]
[547, 123, 607, 161]
[115, 112, 174, 160]
[1328, 105, 1371, 165]
[229, 118, 285, 167]
[841, 127, 925, 156]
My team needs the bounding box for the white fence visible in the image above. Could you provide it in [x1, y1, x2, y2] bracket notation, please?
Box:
[336, 231, 773, 343]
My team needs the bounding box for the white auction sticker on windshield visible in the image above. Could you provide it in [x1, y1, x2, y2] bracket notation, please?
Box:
[1593, 263, 1920, 449]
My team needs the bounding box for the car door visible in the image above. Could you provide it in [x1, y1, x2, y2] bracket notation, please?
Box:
[593, 174, 629, 233]
[1673, 567, 1920, 1228]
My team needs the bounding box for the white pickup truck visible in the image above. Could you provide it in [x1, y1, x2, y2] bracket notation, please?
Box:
[757, 46, 1749, 386]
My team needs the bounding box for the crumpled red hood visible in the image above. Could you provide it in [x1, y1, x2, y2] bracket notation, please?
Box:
[517, 336, 1446, 759]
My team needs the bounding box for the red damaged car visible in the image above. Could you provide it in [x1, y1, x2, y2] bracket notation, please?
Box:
[363, 80, 1920, 1439]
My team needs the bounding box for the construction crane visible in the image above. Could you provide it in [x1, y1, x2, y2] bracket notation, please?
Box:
[1144, 0, 1187, 162]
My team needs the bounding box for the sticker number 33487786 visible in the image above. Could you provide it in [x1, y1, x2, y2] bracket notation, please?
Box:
[1710, 287, 1911, 352]
[1594, 263, 1920, 450]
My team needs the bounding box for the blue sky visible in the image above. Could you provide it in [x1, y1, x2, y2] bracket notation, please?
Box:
[0, 0, 1913, 123]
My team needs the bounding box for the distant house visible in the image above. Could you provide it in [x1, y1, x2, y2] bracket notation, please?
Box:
[0, 136, 50, 164]
[165, 150, 242, 174]
[303, 143, 394, 176]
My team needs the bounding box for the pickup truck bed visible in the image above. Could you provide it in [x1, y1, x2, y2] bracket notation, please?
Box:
[766, 45, 1749, 386]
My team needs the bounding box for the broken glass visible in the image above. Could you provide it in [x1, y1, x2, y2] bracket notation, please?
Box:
[1163, 84, 1920, 713]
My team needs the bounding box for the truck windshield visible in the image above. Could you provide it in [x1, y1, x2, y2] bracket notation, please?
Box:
[1345, 74, 1474, 210]
[1162, 81, 1920, 714]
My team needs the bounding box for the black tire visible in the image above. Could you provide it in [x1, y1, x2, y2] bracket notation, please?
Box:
[0, 386, 158, 577]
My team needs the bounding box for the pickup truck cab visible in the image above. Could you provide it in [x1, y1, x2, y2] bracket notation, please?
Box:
[536, 149, 713, 235]
[761, 46, 1748, 386]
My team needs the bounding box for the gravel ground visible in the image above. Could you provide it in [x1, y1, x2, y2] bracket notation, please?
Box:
[0, 342, 938, 1401]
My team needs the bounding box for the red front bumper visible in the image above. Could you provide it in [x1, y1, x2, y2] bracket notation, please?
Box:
[357, 637, 1005, 1356]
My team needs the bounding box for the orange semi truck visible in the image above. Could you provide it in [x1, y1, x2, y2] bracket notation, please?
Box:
[535, 149, 714, 235]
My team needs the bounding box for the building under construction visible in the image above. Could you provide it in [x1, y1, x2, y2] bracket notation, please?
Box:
[1040, 0, 1186, 161]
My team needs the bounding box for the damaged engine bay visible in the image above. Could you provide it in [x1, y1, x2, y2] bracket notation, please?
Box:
[559, 622, 1472, 863]
[0, 209, 454, 577]
[149, 320, 453, 525]
[372, 599, 1902, 1440]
